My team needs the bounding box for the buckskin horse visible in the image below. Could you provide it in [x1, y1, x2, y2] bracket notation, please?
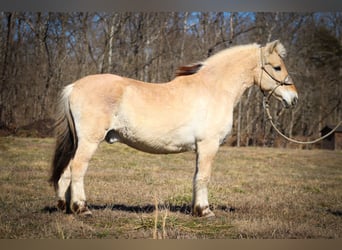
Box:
[50, 40, 298, 217]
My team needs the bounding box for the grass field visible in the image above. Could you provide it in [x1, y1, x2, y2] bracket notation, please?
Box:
[0, 136, 341, 239]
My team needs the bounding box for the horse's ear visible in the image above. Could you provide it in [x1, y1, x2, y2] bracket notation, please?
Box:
[265, 40, 279, 54]
[265, 40, 286, 58]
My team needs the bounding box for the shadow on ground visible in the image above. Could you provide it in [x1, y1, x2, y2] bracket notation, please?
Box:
[42, 203, 236, 215]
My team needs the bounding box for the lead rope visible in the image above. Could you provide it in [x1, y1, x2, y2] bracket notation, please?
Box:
[263, 97, 342, 144]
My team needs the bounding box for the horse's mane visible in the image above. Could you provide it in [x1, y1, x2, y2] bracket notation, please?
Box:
[175, 43, 259, 77]
[174, 41, 286, 77]
[175, 63, 203, 77]
[204, 43, 260, 66]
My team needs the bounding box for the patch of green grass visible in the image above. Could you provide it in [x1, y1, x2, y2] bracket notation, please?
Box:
[303, 185, 321, 194]
[166, 194, 192, 206]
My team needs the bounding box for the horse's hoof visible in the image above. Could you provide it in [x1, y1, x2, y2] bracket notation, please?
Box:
[203, 209, 215, 218]
[57, 200, 66, 211]
[200, 207, 215, 218]
[72, 202, 92, 216]
[192, 205, 215, 218]
[79, 208, 93, 217]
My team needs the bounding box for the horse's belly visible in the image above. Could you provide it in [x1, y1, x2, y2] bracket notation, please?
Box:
[127, 141, 196, 154]
[110, 102, 200, 153]
[121, 137, 196, 154]
[106, 127, 196, 154]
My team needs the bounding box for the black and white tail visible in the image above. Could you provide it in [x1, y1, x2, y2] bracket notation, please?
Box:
[50, 84, 77, 190]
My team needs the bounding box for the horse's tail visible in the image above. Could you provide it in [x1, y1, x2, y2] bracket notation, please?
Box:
[50, 84, 77, 190]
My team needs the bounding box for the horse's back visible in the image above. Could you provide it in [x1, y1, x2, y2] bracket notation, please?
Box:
[72, 74, 130, 94]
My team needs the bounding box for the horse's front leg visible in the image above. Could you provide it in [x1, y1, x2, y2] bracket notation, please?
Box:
[192, 139, 219, 217]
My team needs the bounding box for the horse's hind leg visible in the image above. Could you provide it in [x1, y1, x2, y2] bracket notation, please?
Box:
[69, 139, 99, 215]
[56, 163, 71, 212]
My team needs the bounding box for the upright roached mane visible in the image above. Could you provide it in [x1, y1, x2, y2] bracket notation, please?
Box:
[50, 40, 298, 217]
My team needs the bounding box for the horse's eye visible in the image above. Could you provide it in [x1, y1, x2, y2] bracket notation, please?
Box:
[273, 66, 281, 71]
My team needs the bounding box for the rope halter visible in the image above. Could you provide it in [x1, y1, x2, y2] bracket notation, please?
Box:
[258, 47, 295, 101]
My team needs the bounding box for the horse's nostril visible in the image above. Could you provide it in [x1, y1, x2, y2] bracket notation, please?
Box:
[282, 99, 290, 109]
[292, 97, 298, 106]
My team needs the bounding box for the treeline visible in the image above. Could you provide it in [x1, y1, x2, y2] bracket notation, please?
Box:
[0, 12, 341, 147]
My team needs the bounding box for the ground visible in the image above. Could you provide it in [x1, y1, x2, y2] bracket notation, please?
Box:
[0, 137, 341, 239]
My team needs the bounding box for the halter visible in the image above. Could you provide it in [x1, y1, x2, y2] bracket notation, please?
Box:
[258, 47, 293, 103]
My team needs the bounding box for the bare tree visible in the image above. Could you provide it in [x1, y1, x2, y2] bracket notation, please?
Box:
[0, 12, 340, 144]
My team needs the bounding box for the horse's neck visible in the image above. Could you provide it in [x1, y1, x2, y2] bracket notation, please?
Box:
[203, 49, 258, 107]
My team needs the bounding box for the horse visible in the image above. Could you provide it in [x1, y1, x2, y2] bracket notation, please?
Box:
[50, 40, 298, 217]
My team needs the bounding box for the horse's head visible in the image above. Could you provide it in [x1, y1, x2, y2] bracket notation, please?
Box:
[258, 40, 298, 108]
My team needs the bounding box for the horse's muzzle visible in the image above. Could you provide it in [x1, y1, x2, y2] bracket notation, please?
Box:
[282, 95, 298, 109]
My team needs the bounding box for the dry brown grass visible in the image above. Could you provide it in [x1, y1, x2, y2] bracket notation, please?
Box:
[0, 137, 341, 239]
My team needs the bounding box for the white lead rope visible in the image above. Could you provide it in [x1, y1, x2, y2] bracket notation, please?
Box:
[263, 98, 342, 145]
